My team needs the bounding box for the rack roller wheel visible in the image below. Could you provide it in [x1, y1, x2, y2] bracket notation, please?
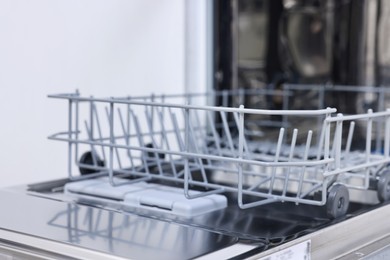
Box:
[377, 169, 390, 202]
[79, 151, 105, 175]
[326, 184, 349, 219]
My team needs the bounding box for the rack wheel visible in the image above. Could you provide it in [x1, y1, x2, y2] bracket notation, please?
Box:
[79, 151, 105, 175]
[377, 169, 390, 202]
[326, 184, 349, 219]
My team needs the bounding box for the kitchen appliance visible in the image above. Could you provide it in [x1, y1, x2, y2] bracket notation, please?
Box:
[3, 0, 390, 259]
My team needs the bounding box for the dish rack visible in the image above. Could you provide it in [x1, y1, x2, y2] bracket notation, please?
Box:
[48, 85, 390, 218]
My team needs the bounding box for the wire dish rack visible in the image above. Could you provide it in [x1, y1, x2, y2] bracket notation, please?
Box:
[48, 85, 390, 219]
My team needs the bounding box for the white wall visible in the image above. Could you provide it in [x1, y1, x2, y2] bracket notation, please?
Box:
[0, 0, 187, 187]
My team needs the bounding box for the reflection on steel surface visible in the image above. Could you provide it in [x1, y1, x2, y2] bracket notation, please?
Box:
[47, 203, 236, 259]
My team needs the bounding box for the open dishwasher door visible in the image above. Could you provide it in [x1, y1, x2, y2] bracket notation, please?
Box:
[2, 183, 390, 260]
[0, 184, 240, 260]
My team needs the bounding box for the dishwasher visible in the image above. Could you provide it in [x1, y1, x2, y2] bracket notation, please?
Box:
[2, 84, 390, 259]
[3, 0, 390, 258]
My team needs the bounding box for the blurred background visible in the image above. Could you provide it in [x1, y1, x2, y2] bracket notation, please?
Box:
[0, 0, 197, 187]
[215, 0, 390, 90]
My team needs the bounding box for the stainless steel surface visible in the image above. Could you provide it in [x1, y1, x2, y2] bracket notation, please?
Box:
[3, 181, 390, 259]
[0, 187, 236, 260]
[340, 234, 390, 259]
[249, 202, 390, 260]
[0, 240, 73, 260]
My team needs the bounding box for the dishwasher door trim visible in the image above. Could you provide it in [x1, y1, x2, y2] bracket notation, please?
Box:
[0, 228, 127, 260]
[247, 203, 390, 259]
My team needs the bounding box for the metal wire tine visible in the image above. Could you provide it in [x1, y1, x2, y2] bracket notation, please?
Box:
[297, 130, 313, 199]
[159, 95, 165, 145]
[324, 111, 332, 169]
[331, 122, 338, 160]
[168, 110, 186, 179]
[108, 102, 115, 186]
[335, 114, 343, 169]
[144, 107, 164, 176]
[365, 109, 373, 189]
[145, 94, 155, 137]
[269, 127, 285, 194]
[182, 109, 221, 199]
[68, 99, 73, 179]
[168, 108, 185, 151]
[206, 111, 223, 156]
[345, 121, 355, 159]
[184, 106, 191, 198]
[316, 87, 325, 148]
[83, 120, 99, 172]
[289, 129, 298, 159]
[92, 103, 106, 162]
[303, 131, 313, 165]
[130, 110, 150, 174]
[316, 118, 326, 160]
[75, 98, 80, 172]
[233, 110, 257, 183]
[282, 128, 298, 196]
[192, 108, 205, 140]
[118, 108, 135, 170]
[238, 105, 245, 208]
[157, 109, 178, 178]
[219, 111, 237, 157]
[105, 106, 122, 170]
[366, 109, 373, 163]
[193, 108, 212, 165]
[376, 92, 385, 153]
[89, 98, 94, 146]
[185, 110, 208, 184]
[233, 111, 251, 159]
[127, 99, 131, 148]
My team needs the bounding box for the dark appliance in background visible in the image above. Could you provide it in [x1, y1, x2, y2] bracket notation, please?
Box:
[214, 0, 390, 95]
